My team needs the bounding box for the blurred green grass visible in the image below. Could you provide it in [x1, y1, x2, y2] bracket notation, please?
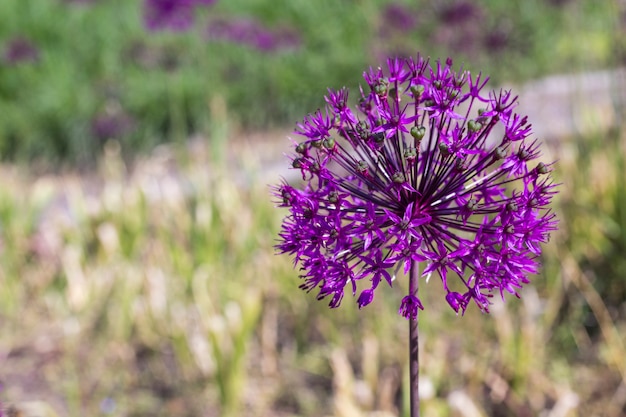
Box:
[0, 0, 619, 164]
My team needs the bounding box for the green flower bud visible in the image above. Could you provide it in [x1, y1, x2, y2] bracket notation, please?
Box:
[477, 108, 488, 122]
[404, 147, 417, 161]
[454, 157, 467, 171]
[410, 126, 426, 140]
[410, 84, 425, 97]
[295, 142, 307, 154]
[323, 137, 335, 149]
[282, 190, 292, 205]
[493, 146, 506, 160]
[392, 172, 405, 183]
[372, 132, 385, 144]
[518, 149, 529, 160]
[468, 120, 482, 133]
[466, 197, 477, 211]
[357, 121, 368, 136]
[535, 162, 548, 174]
[374, 78, 389, 97]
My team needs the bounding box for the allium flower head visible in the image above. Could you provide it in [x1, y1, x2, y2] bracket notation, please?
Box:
[273, 56, 557, 318]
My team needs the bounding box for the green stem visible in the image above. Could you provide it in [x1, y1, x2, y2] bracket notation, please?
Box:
[409, 260, 420, 417]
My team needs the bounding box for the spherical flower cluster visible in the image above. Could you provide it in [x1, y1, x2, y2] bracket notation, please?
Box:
[274, 56, 557, 318]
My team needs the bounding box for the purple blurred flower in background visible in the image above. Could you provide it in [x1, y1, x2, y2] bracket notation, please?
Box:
[382, 3, 417, 32]
[439, 0, 481, 25]
[431, 1, 484, 54]
[91, 107, 135, 143]
[483, 26, 511, 52]
[375, 3, 418, 63]
[273, 56, 557, 318]
[206, 18, 300, 52]
[3, 37, 39, 65]
[63, 0, 98, 5]
[143, 0, 216, 32]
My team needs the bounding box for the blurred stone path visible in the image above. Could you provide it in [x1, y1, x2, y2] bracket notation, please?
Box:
[515, 68, 625, 143]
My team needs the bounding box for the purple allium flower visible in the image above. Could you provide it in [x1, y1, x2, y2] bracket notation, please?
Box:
[273, 56, 557, 317]
[3, 37, 39, 65]
[143, 0, 216, 32]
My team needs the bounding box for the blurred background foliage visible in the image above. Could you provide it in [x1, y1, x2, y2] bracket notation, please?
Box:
[0, 0, 625, 416]
[0, 0, 619, 165]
